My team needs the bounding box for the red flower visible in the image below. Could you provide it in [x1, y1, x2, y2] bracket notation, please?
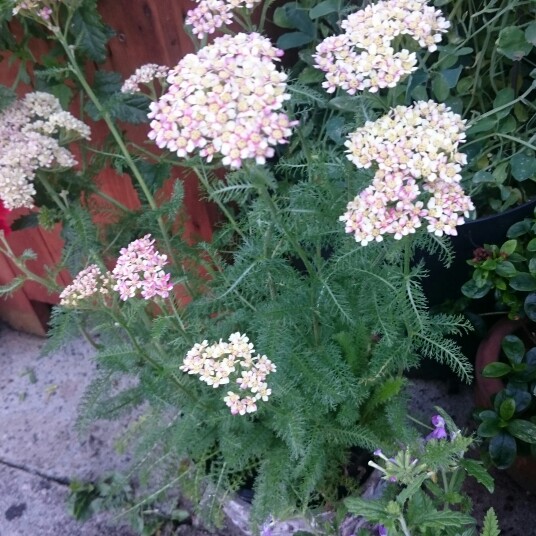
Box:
[0, 199, 11, 236]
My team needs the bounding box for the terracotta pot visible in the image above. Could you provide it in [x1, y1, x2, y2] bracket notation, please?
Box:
[475, 317, 536, 494]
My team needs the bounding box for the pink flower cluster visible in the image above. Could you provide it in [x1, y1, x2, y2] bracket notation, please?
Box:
[112, 234, 173, 301]
[185, 0, 262, 40]
[0, 92, 90, 209]
[121, 64, 169, 94]
[341, 101, 474, 245]
[59, 264, 114, 308]
[313, 0, 449, 94]
[180, 332, 276, 415]
[12, 0, 56, 20]
[147, 33, 295, 169]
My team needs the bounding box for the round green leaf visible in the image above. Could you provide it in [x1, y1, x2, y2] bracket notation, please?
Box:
[496, 26, 533, 61]
[432, 73, 450, 101]
[499, 398, 516, 421]
[502, 335, 525, 364]
[489, 433, 517, 469]
[478, 418, 501, 438]
[527, 238, 536, 252]
[511, 154, 536, 182]
[525, 293, 536, 321]
[472, 171, 495, 184]
[507, 219, 531, 238]
[461, 279, 492, 299]
[483, 362, 512, 377]
[510, 273, 536, 291]
[507, 419, 536, 444]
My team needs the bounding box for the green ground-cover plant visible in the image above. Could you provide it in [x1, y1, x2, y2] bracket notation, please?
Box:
[0, 0, 508, 531]
[462, 209, 536, 319]
[477, 333, 536, 468]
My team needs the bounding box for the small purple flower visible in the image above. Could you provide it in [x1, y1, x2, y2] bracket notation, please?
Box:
[377, 524, 388, 536]
[426, 414, 448, 441]
[388, 476, 397, 483]
[374, 449, 383, 456]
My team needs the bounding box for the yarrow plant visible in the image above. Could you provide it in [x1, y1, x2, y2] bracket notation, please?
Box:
[185, 0, 262, 40]
[313, 0, 449, 94]
[341, 101, 474, 245]
[112, 234, 173, 301]
[148, 32, 295, 168]
[0, 91, 90, 209]
[59, 264, 114, 308]
[180, 332, 275, 415]
[0, 0, 498, 530]
[121, 64, 169, 95]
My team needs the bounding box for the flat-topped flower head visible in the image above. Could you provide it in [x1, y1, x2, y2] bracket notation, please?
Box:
[121, 64, 169, 94]
[112, 234, 173, 301]
[0, 91, 90, 210]
[180, 332, 275, 415]
[148, 32, 296, 169]
[185, 0, 262, 39]
[313, 0, 449, 94]
[341, 101, 473, 245]
[59, 264, 114, 308]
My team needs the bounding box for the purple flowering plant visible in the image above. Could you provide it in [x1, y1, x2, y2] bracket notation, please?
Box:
[345, 410, 496, 536]
[5, 0, 528, 530]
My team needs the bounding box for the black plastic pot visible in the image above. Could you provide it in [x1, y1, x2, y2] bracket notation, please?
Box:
[419, 199, 536, 308]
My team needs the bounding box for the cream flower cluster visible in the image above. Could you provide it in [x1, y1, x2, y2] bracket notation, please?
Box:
[59, 264, 114, 307]
[341, 101, 474, 245]
[180, 333, 276, 415]
[313, 0, 450, 94]
[0, 92, 90, 209]
[112, 234, 173, 301]
[147, 32, 295, 169]
[185, 0, 262, 40]
[121, 64, 169, 94]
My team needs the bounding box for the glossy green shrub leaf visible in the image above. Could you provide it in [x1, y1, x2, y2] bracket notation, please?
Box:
[511, 154, 536, 181]
[507, 419, 536, 443]
[525, 22, 536, 46]
[493, 88, 516, 118]
[309, 0, 340, 19]
[473, 171, 495, 184]
[489, 432, 516, 468]
[432, 73, 450, 102]
[510, 273, 536, 291]
[496, 26, 533, 61]
[527, 238, 536, 252]
[482, 362, 512, 378]
[467, 117, 496, 135]
[277, 32, 314, 50]
[502, 335, 525, 364]
[499, 398, 516, 421]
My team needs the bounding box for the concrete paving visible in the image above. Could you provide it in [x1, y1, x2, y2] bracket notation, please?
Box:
[0, 321, 534, 536]
[0, 322, 135, 536]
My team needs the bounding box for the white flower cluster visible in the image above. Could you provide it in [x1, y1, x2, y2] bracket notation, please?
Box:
[313, 0, 450, 94]
[180, 332, 276, 415]
[0, 92, 90, 209]
[121, 64, 169, 94]
[185, 0, 262, 40]
[148, 33, 295, 169]
[341, 101, 474, 245]
[59, 264, 114, 307]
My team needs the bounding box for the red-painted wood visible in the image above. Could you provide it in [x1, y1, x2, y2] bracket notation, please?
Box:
[0, 1, 217, 333]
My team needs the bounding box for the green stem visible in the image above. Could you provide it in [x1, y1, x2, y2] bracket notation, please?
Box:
[193, 165, 246, 240]
[55, 31, 175, 263]
[0, 234, 59, 292]
[398, 514, 412, 536]
[37, 174, 68, 212]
